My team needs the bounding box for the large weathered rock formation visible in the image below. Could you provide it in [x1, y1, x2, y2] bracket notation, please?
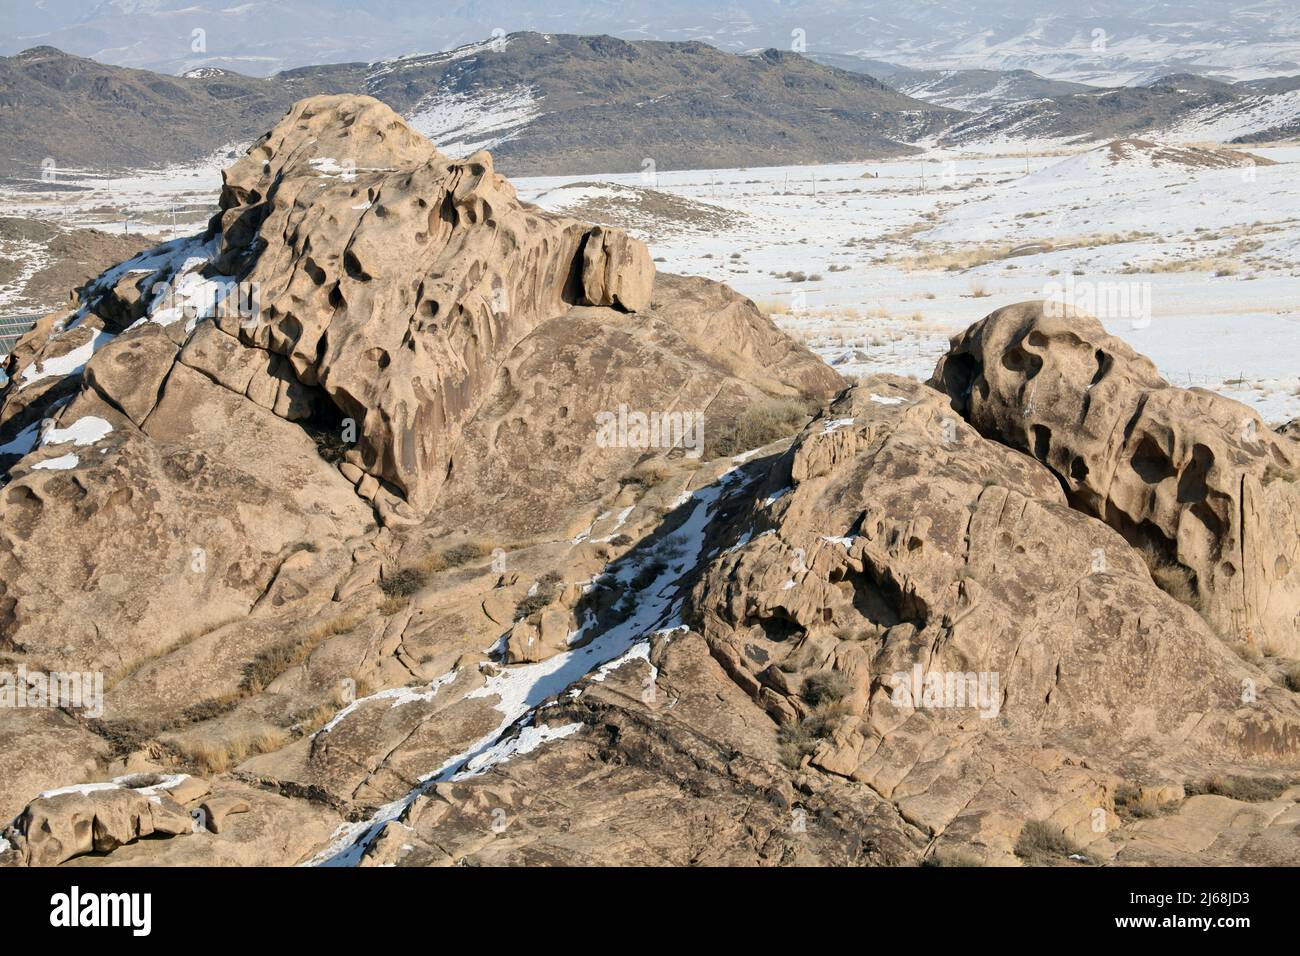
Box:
[931, 302, 1300, 657]
[686, 375, 1300, 859]
[0, 95, 843, 865]
[1, 98, 1296, 869]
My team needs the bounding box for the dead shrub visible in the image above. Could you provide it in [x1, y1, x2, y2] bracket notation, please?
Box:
[515, 570, 565, 620]
[1014, 820, 1086, 866]
[380, 568, 426, 597]
[776, 705, 841, 769]
[1137, 543, 1200, 611]
[1184, 775, 1293, 802]
[922, 849, 982, 867]
[1283, 664, 1300, 693]
[417, 540, 494, 574]
[176, 728, 289, 776]
[706, 396, 817, 459]
[802, 670, 854, 707]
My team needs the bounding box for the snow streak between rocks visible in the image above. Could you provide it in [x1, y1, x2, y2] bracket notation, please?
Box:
[308, 464, 756, 866]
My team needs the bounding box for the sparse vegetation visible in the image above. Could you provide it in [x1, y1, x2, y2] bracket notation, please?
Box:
[1014, 820, 1086, 865]
[291, 702, 342, 738]
[776, 707, 839, 769]
[922, 849, 982, 867]
[834, 623, 882, 642]
[802, 670, 853, 707]
[1284, 664, 1300, 693]
[1137, 543, 1201, 612]
[622, 459, 672, 490]
[515, 570, 565, 619]
[1236, 643, 1264, 665]
[897, 242, 1007, 272]
[241, 608, 369, 695]
[415, 539, 495, 575]
[443, 542, 492, 567]
[1113, 782, 1172, 819]
[175, 728, 289, 776]
[779, 641, 817, 674]
[705, 396, 817, 459]
[629, 559, 669, 591]
[299, 408, 351, 464]
[1137, 254, 1247, 276]
[380, 568, 427, 597]
[1184, 775, 1294, 803]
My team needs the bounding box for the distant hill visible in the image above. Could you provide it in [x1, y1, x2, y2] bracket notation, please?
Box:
[0, 34, 961, 180]
[809, 55, 1095, 111]
[940, 72, 1300, 146]
[362, 34, 960, 176]
[0, 46, 364, 178]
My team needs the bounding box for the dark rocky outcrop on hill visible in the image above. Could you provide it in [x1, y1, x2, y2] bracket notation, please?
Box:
[810, 56, 1094, 111]
[363, 34, 959, 176]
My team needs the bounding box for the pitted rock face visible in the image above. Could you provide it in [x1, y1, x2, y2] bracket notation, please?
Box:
[208, 94, 656, 512]
[931, 301, 1300, 656]
[5, 785, 193, 866]
[686, 376, 1300, 844]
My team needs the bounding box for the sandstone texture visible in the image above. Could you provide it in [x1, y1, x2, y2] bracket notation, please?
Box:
[932, 301, 1300, 657]
[686, 375, 1300, 861]
[1, 96, 1296, 869]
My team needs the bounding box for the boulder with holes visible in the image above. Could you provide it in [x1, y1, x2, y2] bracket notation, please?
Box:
[931, 301, 1300, 656]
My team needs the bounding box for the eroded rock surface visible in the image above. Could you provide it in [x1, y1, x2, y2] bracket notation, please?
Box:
[1, 93, 1296, 869]
[931, 301, 1300, 656]
[0, 95, 843, 866]
[684, 374, 1300, 860]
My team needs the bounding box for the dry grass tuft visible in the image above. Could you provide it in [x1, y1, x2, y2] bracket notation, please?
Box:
[416, 540, 495, 575]
[1113, 782, 1175, 819]
[1284, 664, 1300, 693]
[1014, 820, 1086, 865]
[380, 568, 426, 597]
[176, 728, 289, 775]
[622, 459, 672, 490]
[1184, 775, 1294, 802]
[801, 670, 854, 707]
[242, 608, 368, 695]
[922, 849, 983, 867]
[515, 570, 565, 620]
[1137, 543, 1201, 612]
[706, 396, 818, 460]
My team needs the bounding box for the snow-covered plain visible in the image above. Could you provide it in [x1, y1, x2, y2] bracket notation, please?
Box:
[0, 148, 234, 245]
[517, 140, 1300, 425]
[3, 135, 1298, 424]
